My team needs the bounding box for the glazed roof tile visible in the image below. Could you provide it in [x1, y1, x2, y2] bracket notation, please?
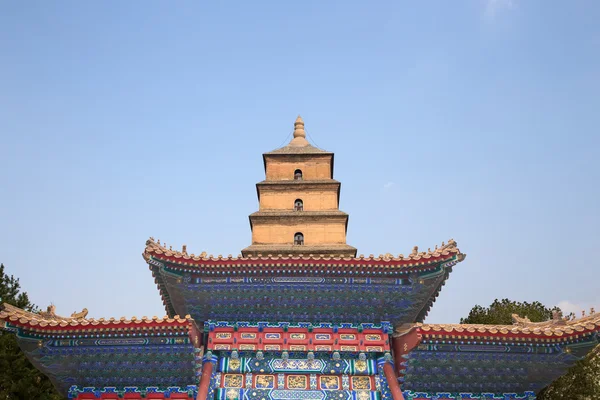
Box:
[0, 303, 192, 330]
[394, 311, 600, 339]
[143, 237, 465, 265]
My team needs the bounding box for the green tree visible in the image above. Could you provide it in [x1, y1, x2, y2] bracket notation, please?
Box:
[462, 298, 600, 400]
[0, 263, 64, 400]
[460, 298, 561, 324]
[537, 345, 600, 400]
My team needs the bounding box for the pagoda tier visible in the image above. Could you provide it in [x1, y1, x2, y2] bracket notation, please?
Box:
[255, 179, 341, 203]
[0, 303, 203, 399]
[144, 238, 465, 326]
[393, 311, 600, 398]
[245, 209, 356, 256]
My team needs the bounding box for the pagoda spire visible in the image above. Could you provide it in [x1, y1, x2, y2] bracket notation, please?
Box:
[294, 115, 305, 138]
[289, 115, 309, 147]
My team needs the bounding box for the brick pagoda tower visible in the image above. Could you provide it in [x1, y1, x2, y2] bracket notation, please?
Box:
[242, 116, 357, 257]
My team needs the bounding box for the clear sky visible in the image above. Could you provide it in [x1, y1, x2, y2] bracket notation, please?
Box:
[1, 1, 598, 324]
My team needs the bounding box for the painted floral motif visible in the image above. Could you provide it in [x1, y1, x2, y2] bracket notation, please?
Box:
[356, 390, 371, 400]
[255, 374, 274, 388]
[228, 359, 241, 371]
[290, 333, 306, 339]
[354, 360, 367, 373]
[241, 332, 257, 339]
[225, 388, 239, 400]
[223, 374, 243, 388]
[265, 333, 281, 339]
[320, 375, 340, 390]
[352, 376, 371, 390]
[216, 332, 232, 339]
[287, 375, 307, 389]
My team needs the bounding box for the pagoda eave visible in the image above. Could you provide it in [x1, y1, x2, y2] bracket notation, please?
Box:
[240, 243, 357, 258]
[248, 211, 349, 229]
[256, 179, 341, 188]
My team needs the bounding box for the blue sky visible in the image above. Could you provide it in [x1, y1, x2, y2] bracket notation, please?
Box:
[1, 1, 598, 323]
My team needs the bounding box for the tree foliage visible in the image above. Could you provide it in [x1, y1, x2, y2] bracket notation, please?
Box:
[537, 345, 600, 400]
[462, 298, 600, 400]
[0, 263, 64, 399]
[460, 298, 561, 325]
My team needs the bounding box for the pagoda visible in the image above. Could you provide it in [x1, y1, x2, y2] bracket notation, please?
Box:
[242, 116, 356, 258]
[2, 117, 599, 400]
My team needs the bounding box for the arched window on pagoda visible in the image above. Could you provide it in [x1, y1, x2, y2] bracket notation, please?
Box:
[294, 199, 303, 211]
[294, 232, 304, 246]
[294, 169, 303, 180]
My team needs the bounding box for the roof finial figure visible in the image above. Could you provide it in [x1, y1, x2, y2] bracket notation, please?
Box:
[289, 115, 309, 147]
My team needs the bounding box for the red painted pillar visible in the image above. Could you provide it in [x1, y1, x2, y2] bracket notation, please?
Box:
[391, 327, 421, 377]
[196, 360, 213, 400]
[392, 336, 405, 375]
[383, 362, 405, 400]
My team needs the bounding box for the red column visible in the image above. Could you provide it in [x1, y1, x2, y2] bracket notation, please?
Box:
[391, 328, 421, 377]
[196, 360, 214, 400]
[383, 362, 405, 400]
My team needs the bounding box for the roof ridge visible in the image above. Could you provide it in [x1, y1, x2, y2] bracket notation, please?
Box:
[143, 237, 464, 263]
[394, 311, 600, 338]
[0, 302, 193, 327]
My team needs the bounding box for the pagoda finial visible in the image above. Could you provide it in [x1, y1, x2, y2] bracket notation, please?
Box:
[294, 115, 305, 139]
[289, 115, 309, 147]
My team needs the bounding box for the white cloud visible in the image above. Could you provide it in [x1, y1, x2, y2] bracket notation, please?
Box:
[383, 182, 395, 191]
[485, 0, 516, 19]
[557, 300, 597, 318]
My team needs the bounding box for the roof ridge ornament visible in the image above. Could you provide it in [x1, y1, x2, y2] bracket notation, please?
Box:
[70, 308, 88, 320]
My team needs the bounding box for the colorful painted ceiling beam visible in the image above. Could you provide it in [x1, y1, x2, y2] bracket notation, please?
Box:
[206, 325, 390, 353]
[207, 352, 397, 400]
[0, 303, 203, 398]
